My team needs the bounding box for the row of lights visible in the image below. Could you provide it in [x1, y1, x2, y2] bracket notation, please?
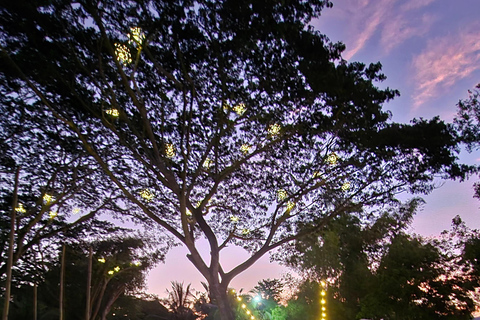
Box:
[231, 290, 256, 320]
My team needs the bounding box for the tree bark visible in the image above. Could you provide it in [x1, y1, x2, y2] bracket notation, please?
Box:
[209, 281, 234, 320]
[59, 244, 66, 320]
[86, 246, 92, 320]
[2, 167, 20, 320]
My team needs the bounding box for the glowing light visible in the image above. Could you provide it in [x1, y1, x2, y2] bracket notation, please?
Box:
[321, 299, 326, 304]
[242, 229, 250, 235]
[286, 201, 295, 211]
[140, 189, 154, 201]
[313, 171, 322, 179]
[240, 144, 251, 154]
[322, 313, 326, 317]
[49, 211, 58, 219]
[72, 207, 81, 214]
[203, 158, 212, 169]
[105, 108, 120, 117]
[327, 153, 338, 165]
[321, 290, 326, 296]
[341, 182, 351, 191]
[241, 304, 246, 309]
[15, 203, 26, 213]
[114, 266, 120, 272]
[246, 310, 251, 315]
[43, 194, 54, 204]
[114, 43, 132, 65]
[186, 209, 192, 216]
[133, 261, 141, 266]
[322, 307, 326, 311]
[320, 281, 326, 287]
[251, 317, 255, 320]
[223, 103, 230, 111]
[98, 258, 106, 263]
[108, 270, 114, 275]
[127, 27, 145, 47]
[230, 215, 239, 223]
[233, 103, 246, 115]
[165, 143, 176, 158]
[268, 123, 281, 136]
[237, 297, 242, 301]
[277, 189, 288, 201]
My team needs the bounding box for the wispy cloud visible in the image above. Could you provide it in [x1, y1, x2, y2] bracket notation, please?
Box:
[338, 0, 437, 60]
[411, 24, 480, 109]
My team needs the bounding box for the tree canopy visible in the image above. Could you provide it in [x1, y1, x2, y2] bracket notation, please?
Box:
[0, 1, 474, 319]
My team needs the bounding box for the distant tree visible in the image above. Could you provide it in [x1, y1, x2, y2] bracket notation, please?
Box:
[164, 282, 199, 320]
[0, 1, 474, 319]
[252, 279, 283, 303]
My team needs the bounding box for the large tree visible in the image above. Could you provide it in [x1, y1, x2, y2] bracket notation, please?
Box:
[0, 1, 473, 319]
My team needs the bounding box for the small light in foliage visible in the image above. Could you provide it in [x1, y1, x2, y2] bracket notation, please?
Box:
[277, 189, 288, 201]
[230, 215, 239, 223]
[127, 27, 145, 47]
[114, 266, 120, 272]
[15, 203, 26, 213]
[49, 211, 58, 219]
[246, 310, 251, 315]
[327, 153, 338, 165]
[140, 189, 154, 201]
[251, 316, 255, 320]
[341, 182, 351, 191]
[98, 258, 106, 263]
[203, 158, 212, 169]
[114, 43, 132, 65]
[43, 194, 54, 204]
[72, 207, 81, 214]
[313, 171, 322, 179]
[165, 143, 176, 158]
[320, 298, 326, 305]
[241, 304, 246, 309]
[237, 297, 242, 301]
[108, 270, 114, 275]
[233, 103, 246, 115]
[240, 144, 251, 154]
[268, 123, 281, 137]
[242, 228, 250, 235]
[321, 290, 326, 296]
[105, 108, 120, 117]
[286, 201, 295, 211]
[186, 209, 192, 216]
[133, 261, 141, 267]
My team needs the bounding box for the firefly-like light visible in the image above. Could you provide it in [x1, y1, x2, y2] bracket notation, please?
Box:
[72, 208, 81, 214]
[15, 203, 26, 213]
[203, 158, 212, 169]
[341, 182, 351, 191]
[140, 189, 154, 201]
[242, 229, 250, 235]
[268, 123, 281, 137]
[240, 144, 251, 154]
[327, 152, 338, 165]
[165, 143, 176, 158]
[233, 103, 246, 116]
[98, 258, 106, 263]
[127, 27, 145, 47]
[108, 270, 114, 275]
[114, 43, 132, 65]
[114, 266, 120, 272]
[286, 201, 295, 211]
[277, 189, 288, 201]
[43, 194, 54, 204]
[49, 211, 58, 219]
[105, 108, 120, 117]
[230, 215, 239, 223]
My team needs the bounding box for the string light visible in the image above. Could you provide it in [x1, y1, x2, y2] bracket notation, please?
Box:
[242, 228, 250, 235]
[49, 211, 58, 219]
[98, 258, 106, 263]
[108, 270, 114, 275]
[313, 171, 322, 179]
[127, 27, 145, 47]
[240, 144, 251, 154]
[72, 207, 81, 214]
[203, 158, 212, 169]
[277, 189, 288, 201]
[43, 194, 54, 204]
[268, 123, 281, 137]
[286, 201, 295, 211]
[341, 182, 351, 191]
[230, 215, 239, 223]
[327, 153, 338, 165]
[105, 108, 120, 117]
[140, 189, 155, 201]
[320, 281, 327, 320]
[114, 43, 132, 65]
[15, 203, 26, 213]
[114, 266, 120, 272]
[165, 143, 176, 158]
[233, 103, 246, 115]
[133, 261, 141, 267]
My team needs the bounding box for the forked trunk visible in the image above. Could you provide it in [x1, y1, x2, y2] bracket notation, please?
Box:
[209, 282, 234, 320]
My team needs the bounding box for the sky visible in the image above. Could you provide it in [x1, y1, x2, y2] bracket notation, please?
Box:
[145, 0, 480, 298]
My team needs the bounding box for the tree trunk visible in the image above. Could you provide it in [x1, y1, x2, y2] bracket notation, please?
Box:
[60, 244, 66, 320]
[34, 284, 37, 320]
[2, 167, 20, 320]
[209, 282, 234, 320]
[86, 246, 92, 320]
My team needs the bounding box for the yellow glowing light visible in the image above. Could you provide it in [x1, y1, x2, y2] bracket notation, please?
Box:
[240, 144, 251, 154]
[230, 215, 239, 223]
[241, 304, 246, 309]
[114, 266, 120, 272]
[134, 261, 141, 267]
[242, 229, 250, 235]
[15, 203, 26, 213]
[322, 307, 326, 311]
[233, 103, 246, 115]
[43, 194, 54, 204]
[341, 182, 351, 191]
[277, 189, 288, 201]
[49, 211, 58, 219]
[72, 207, 81, 214]
[203, 158, 212, 169]
[313, 171, 322, 179]
[108, 270, 114, 275]
[322, 313, 326, 317]
[127, 27, 145, 47]
[320, 281, 326, 287]
[268, 123, 281, 136]
[140, 189, 154, 201]
[246, 310, 251, 315]
[327, 152, 338, 165]
[321, 299, 326, 304]
[165, 143, 176, 158]
[286, 201, 295, 211]
[321, 290, 326, 296]
[237, 296, 242, 301]
[98, 258, 106, 263]
[114, 43, 132, 65]
[251, 316, 255, 320]
[105, 108, 119, 117]
[223, 102, 230, 111]
[186, 209, 192, 216]
[231, 289, 236, 294]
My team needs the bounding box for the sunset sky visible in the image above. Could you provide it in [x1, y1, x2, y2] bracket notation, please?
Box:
[146, 0, 480, 297]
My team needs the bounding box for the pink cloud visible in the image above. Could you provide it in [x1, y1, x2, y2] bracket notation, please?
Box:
[411, 25, 480, 109]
